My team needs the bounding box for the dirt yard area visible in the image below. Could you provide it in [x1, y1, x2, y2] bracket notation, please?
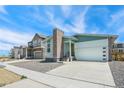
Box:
[0, 57, 11, 62]
[0, 68, 21, 87]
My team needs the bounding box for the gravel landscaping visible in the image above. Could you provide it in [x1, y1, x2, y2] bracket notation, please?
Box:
[10, 61, 64, 73]
[109, 61, 124, 88]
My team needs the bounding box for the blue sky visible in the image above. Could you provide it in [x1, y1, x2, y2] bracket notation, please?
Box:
[0, 5, 124, 56]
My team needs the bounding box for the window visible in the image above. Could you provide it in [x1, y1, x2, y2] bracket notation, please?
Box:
[119, 49, 123, 53]
[38, 39, 41, 45]
[103, 51, 106, 53]
[28, 42, 33, 47]
[103, 58, 106, 61]
[47, 40, 51, 53]
[103, 47, 106, 49]
[103, 55, 106, 57]
[112, 45, 114, 48]
[47, 47, 50, 53]
[47, 43, 50, 47]
[33, 40, 37, 47]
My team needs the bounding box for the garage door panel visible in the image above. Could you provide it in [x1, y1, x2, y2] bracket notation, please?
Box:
[75, 39, 108, 61]
[34, 52, 43, 59]
[75, 47, 103, 61]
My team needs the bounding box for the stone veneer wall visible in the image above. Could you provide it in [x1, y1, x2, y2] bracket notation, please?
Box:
[53, 28, 64, 62]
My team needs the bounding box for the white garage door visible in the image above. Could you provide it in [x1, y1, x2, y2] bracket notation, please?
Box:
[75, 39, 108, 61]
[34, 52, 43, 59]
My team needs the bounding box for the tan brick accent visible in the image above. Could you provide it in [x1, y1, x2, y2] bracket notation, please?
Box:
[53, 28, 64, 62]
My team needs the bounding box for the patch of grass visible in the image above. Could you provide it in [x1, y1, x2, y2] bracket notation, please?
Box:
[21, 75, 27, 79]
[0, 83, 6, 87]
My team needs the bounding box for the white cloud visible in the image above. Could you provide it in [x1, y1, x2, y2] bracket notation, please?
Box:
[72, 6, 91, 33]
[0, 42, 13, 50]
[108, 10, 124, 27]
[46, 11, 69, 32]
[90, 27, 100, 34]
[0, 6, 7, 14]
[60, 5, 71, 18]
[108, 9, 124, 34]
[90, 26, 106, 34]
[71, 13, 85, 33]
[46, 6, 90, 34]
[0, 29, 34, 50]
[117, 26, 124, 34]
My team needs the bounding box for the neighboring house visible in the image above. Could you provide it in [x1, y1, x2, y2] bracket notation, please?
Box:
[10, 46, 27, 59]
[11, 28, 118, 62]
[112, 43, 124, 61]
[112, 43, 124, 53]
[26, 33, 46, 59]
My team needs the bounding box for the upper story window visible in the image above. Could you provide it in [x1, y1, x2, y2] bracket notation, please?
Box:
[28, 42, 33, 47]
[33, 40, 37, 47]
[38, 39, 41, 45]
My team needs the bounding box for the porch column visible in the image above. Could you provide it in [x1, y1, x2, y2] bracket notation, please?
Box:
[42, 48, 45, 59]
[69, 40, 72, 61]
[26, 48, 27, 59]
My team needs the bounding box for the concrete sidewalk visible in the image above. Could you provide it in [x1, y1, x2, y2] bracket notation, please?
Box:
[3, 79, 51, 88]
[4, 64, 114, 88]
[3, 59, 43, 64]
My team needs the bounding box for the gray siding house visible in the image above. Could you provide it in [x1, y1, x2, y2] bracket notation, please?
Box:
[11, 28, 118, 62]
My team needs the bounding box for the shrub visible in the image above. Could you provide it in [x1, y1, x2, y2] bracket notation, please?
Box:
[21, 75, 27, 79]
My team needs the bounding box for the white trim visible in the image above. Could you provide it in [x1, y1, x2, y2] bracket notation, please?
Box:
[34, 51, 42, 52]
[64, 41, 75, 44]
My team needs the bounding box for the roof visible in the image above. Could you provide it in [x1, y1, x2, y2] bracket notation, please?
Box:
[43, 36, 79, 42]
[74, 33, 118, 38]
[42, 36, 52, 42]
[63, 36, 78, 41]
[74, 34, 118, 42]
[36, 33, 47, 39]
[31, 33, 47, 41]
[114, 42, 124, 44]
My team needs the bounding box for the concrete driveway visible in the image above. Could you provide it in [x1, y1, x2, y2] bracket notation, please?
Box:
[46, 61, 115, 87]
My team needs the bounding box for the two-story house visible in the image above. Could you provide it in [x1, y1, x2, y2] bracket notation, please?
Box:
[26, 33, 46, 59]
